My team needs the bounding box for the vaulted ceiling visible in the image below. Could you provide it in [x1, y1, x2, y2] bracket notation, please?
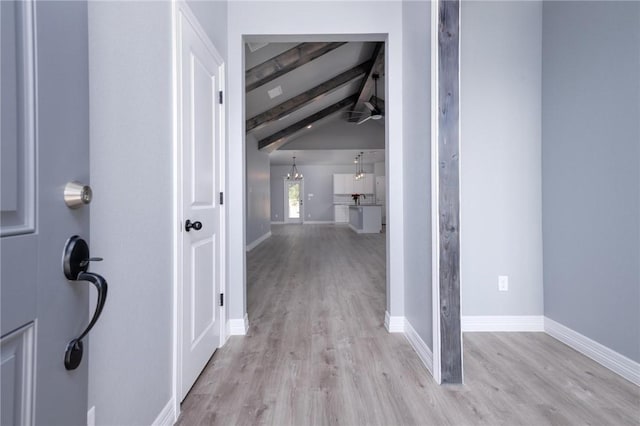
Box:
[244, 41, 386, 153]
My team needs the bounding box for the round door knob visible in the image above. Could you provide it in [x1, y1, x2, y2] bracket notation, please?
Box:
[185, 220, 202, 232]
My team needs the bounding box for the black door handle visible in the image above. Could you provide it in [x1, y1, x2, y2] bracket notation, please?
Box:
[185, 220, 202, 232]
[62, 236, 109, 370]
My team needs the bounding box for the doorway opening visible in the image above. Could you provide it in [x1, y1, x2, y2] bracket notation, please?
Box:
[243, 37, 389, 334]
[284, 179, 303, 223]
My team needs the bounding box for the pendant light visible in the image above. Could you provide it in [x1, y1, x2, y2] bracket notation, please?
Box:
[356, 152, 365, 180]
[286, 156, 303, 180]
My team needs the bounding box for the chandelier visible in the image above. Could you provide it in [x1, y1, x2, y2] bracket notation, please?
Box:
[286, 156, 303, 180]
[354, 152, 365, 180]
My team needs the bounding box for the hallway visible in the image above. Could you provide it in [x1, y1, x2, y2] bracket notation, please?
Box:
[177, 225, 639, 425]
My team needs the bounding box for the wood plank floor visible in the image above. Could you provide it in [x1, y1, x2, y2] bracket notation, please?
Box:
[177, 224, 639, 426]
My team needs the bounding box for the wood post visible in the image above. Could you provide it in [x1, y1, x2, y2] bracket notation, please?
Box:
[438, 0, 463, 385]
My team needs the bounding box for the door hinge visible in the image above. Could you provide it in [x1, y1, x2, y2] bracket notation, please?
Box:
[219, 293, 224, 307]
[219, 192, 224, 205]
[219, 91, 223, 104]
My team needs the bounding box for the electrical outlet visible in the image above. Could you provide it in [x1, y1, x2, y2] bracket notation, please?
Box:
[307, 213, 311, 218]
[498, 275, 509, 292]
[275, 214, 278, 218]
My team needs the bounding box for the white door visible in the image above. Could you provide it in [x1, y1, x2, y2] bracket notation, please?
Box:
[177, 7, 224, 400]
[2, 1, 94, 424]
[284, 180, 303, 223]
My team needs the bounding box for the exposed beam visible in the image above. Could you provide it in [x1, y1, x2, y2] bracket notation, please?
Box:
[438, 0, 462, 385]
[258, 94, 358, 150]
[348, 42, 385, 122]
[247, 60, 372, 132]
[246, 42, 347, 92]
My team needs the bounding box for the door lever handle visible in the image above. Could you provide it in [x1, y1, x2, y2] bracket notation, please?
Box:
[64, 271, 108, 370]
[62, 236, 109, 370]
[185, 219, 202, 232]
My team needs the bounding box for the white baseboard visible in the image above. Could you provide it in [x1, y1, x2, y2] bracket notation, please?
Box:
[87, 406, 95, 426]
[228, 313, 249, 335]
[270, 221, 284, 225]
[544, 317, 640, 386]
[246, 231, 271, 252]
[384, 311, 405, 333]
[152, 398, 175, 426]
[404, 319, 434, 376]
[303, 221, 334, 224]
[462, 315, 544, 332]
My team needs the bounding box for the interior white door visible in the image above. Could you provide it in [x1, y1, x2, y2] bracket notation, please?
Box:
[177, 9, 223, 400]
[1, 1, 92, 424]
[284, 180, 303, 223]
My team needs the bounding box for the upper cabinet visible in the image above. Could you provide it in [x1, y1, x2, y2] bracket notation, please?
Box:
[333, 174, 374, 194]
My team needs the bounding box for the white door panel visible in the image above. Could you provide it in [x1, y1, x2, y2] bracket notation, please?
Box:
[178, 8, 223, 401]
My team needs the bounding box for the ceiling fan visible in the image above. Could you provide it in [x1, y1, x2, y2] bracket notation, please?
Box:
[344, 73, 384, 125]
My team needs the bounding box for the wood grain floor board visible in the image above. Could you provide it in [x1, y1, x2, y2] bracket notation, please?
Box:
[177, 224, 639, 426]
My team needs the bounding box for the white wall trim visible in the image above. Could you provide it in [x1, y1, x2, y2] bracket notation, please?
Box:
[430, 0, 442, 385]
[151, 398, 176, 426]
[303, 221, 334, 225]
[270, 221, 285, 225]
[246, 231, 271, 251]
[462, 315, 545, 332]
[544, 317, 640, 386]
[228, 313, 249, 335]
[404, 319, 434, 376]
[384, 311, 405, 333]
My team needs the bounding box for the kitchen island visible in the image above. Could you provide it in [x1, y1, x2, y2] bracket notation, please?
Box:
[348, 205, 382, 234]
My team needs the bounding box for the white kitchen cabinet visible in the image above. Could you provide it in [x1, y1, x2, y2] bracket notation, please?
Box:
[334, 173, 357, 194]
[343, 174, 354, 194]
[352, 174, 374, 194]
[352, 176, 363, 194]
[333, 173, 374, 194]
[334, 205, 349, 223]
[363, 174, 374, 194]
[333, 174, 345, 194]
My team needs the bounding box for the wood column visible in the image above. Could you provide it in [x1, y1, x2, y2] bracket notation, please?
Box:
[438, 0, 462, 384]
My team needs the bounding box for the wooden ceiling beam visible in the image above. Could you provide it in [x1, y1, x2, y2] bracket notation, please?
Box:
[348, 42, 385, 122]
[246, 42, 347, 92]
[258, 94, 358, 150]
[246, 60, 372, 132]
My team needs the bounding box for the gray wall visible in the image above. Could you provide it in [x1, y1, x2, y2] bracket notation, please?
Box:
[88, 3, 173, 424]
[460, 1, 544, 316]
[88, 1, 228, 424]
[402, 1, 432, 347]
[271, 164, 373, 222]
[542, 1, 640, 362]
[246, 134, 271, 245]
[283, 119, 385, 150]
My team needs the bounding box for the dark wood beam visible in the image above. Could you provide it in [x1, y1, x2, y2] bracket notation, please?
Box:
[246, 42, 347, 92]
[247, 60, 371, 132]
[258, 94, 358, 150]
[438, 0, 462, 385]
[348, 42, 385, 122]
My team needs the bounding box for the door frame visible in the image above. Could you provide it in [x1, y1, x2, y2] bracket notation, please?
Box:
[283, 179, 304, 224]
[171, 0, 227, 418]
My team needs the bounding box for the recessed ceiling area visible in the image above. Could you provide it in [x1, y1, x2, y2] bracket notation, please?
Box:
[244, 40, 386, 164]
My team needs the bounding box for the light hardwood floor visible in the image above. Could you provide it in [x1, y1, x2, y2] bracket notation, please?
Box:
[177, 224, 639, 426]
